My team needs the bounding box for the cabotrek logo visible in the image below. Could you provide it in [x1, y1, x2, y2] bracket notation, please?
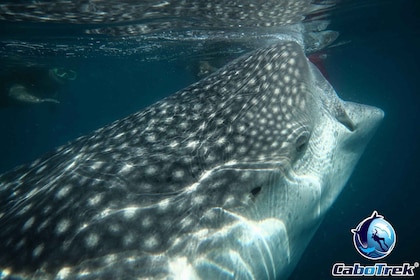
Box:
[351, 210, 396, 260]
[332, 211, 418, 277]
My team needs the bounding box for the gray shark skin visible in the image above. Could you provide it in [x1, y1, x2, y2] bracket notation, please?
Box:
[0, 41, 383, 279]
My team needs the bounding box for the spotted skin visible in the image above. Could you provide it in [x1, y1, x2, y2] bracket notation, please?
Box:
[0, 41, 383, 279]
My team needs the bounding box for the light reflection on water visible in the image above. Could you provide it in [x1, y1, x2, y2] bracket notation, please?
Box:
[0, 0, 337, 62]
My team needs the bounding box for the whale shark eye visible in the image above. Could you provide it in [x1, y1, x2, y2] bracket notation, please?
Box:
[295, 134, 309, 152]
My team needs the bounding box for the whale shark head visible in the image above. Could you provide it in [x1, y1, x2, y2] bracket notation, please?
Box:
[0, 41, 383, 279]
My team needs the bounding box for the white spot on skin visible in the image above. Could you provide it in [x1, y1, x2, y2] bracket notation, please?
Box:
[216, 136, 227, 146]
[281, 51, 290, 58]
[36, 164, 47, 174]
[140, 182, 152, 191]
[181, 217, 193, 228]
[109, 224, 121, 233]
[169, 140, 179, 148]
[181, 157, 193, 164]
[57, 267, 71, 279]
[168, 257, 198, 279]
[288, 58, 296, 65]
[33, 244, 44, 258]
[192, 195, 205, 205]
[287, 97, 293, 107]
[30, 159, 41, 167]
[223, 195, 236, 207]
[56, 185, 72, 199]
[123, 233, 134, 246]
[146, 134, 157, 142]
[105, 254, 117, 264]
[294, 68, 301, 78]
[115, 132, 124, 139]
[98, 208, 112, 219]
[144, 236, 159, 250]
[90, 143, 100, 150]
[142, 216, 153, 228]
[271, 141, 280, 148]
[120, 163, 134, 173]
[164, 117, 174, 124]
[157, 199, 171, 211]
[300, 99, 306, 110]
[15, 238, 26, 249]
[145, 165, 158, 175]
[90, 161, 104, 170]
[206, 153, 216, 162]
[280, 95, 286, 104]
[246, 112, 255, 119]
[225, 144, 234, 153]
[198, 122, 206, 131]
[85, 233, 99, 248]
[238, 124, 247, 132]
[235, 135, 246, 143]
[88, 194, 103, 206]
[173, 169, 185, 179]
[17, 203, 33, 215]
[56, 219, 70, 235]
[25, 188, 39, 200]
[78, 223, 88, 232]
[178, 122, 188, 129]
[65, 160, 77, 171]
[160, 218, 172, 228]
[193, 103, 202, 111]
[238, 146, 247, 154]
[123, 207, 137, 219]
[37, 218, 50, 232]
[186, 140, 199, 150]
[22, 216, 35, 232]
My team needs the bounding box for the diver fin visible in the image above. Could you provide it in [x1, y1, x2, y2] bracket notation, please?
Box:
[41, 98, 60, 104]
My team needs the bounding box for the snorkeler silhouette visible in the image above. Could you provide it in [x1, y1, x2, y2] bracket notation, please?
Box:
[372, 229, 389, 251]
[0, 66, 77, 108]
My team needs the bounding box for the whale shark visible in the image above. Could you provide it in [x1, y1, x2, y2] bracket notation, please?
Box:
[0, 41, 383, 279]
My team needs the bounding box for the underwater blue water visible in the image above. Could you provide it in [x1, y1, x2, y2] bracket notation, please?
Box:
[0, 0, 419, 279]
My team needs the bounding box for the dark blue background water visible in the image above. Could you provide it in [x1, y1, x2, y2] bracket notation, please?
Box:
[0, 0, 419, 279]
